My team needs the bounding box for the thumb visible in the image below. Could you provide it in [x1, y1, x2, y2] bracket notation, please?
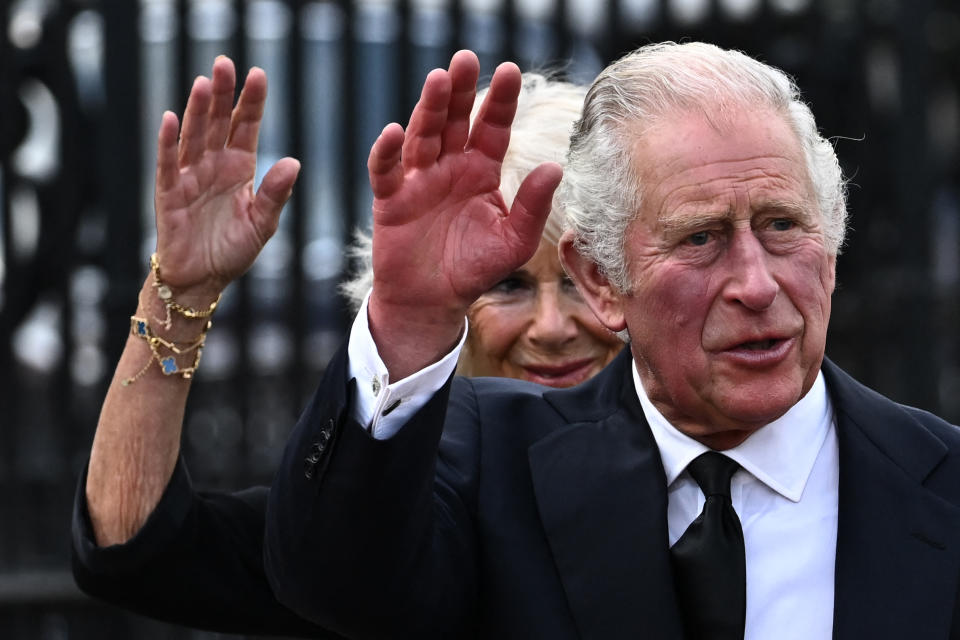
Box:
[505, 162, 563, 255]
[251, 157, 301, 236]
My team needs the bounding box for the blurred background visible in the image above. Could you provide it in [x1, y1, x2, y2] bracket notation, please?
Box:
[1, 0, 958, 637]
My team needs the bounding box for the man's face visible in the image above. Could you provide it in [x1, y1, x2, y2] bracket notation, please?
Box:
[620, 108, 836, 449]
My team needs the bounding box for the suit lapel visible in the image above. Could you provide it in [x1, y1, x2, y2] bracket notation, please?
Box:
[825, 361, 960, 639]
[525, 354, 960, 638]
[528, 351, 684, 640]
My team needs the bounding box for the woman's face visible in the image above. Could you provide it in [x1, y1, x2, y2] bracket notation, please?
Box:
[464, 240, 624, 387]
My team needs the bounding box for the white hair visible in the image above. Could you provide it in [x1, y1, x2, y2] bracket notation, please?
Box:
[340, 73, 588, 313]
[560, 41, 849, 292]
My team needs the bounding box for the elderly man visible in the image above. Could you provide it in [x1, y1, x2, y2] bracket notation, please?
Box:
[264, 42, 960, 639]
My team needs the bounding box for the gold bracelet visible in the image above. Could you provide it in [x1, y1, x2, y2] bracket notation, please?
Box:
[121, 315, 210, 386]
[150, 253, 222, 329]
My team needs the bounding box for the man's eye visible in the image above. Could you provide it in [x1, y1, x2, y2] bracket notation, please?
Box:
[770, 219, 794, 231]
[687, 231, 711, 246]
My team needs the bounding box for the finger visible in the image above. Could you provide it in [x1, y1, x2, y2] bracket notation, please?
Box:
[156, 111, 182, 193]
[250, 157, 301, 241]
[401, 68, 452, 171]
[226, 66, 267, 153]
[439, 50, 480, 155]
[369, 123, 406, 199]
[178, 75, 214, 167]
[465, 61, 522, 162]
[505, 162, 563, 257]
[205, 56, 238, 151]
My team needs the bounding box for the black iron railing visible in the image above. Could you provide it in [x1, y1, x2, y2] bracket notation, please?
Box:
[1, 0, 958, 637]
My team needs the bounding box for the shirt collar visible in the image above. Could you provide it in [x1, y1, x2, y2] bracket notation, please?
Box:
[632, 362, 834, 502]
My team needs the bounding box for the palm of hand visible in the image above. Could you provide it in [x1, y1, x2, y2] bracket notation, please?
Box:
[372, 152, 527, 310]
[150, 58, 299, 298]
[368, 54, 559, 320]
[363, 51, 561, 377]
[155, 146, 265, 292]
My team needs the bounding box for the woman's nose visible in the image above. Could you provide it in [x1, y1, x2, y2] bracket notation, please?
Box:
[527, 288, 579, 344]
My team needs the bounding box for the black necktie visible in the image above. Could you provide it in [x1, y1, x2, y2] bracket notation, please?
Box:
[670, 452, 746, 640]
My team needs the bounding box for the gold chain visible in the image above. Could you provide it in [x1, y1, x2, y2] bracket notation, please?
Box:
[150, 253, 222, 330]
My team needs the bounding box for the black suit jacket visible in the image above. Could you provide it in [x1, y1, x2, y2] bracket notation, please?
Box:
[265, 343, 960, 639]
[71, 457, 342, 637]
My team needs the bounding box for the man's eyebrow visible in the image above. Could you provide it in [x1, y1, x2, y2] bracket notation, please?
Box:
[658, 209, 733, 235]
[656, 199, 814, 235]
[757, 200, 812, 217]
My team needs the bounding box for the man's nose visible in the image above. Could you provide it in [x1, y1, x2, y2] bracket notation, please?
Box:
[723, 231, 779, 311]
[528, 288, 579, 344]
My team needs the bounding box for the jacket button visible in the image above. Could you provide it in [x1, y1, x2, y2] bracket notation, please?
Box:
[303, 419, 337, 479]
[304, 444, 323, 479]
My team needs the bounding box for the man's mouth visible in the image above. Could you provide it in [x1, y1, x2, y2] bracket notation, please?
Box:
[738, 339, 779, 351]
[718, 335, 795, 367]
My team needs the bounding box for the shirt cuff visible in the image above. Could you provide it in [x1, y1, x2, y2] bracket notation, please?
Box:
[347, 291, 467, 440]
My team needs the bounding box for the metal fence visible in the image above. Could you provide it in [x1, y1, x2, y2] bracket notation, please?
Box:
[1, 0, 958, 637]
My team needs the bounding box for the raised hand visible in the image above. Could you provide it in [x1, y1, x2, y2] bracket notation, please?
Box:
[153, 56, 300, 303]
[367, 50, 562, 378]
[85, 58, 300, 547]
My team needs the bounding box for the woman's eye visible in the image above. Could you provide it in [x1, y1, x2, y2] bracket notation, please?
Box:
[561, 276, 583, 297]
[489, 276, 526, 294]
[687, 231, 711, 246]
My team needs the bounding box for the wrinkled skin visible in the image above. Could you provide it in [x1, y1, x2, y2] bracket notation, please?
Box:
[365, 51, 562, 380]
[562, 108, 835, 449]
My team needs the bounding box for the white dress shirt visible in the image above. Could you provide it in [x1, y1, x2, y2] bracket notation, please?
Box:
[347, 294, 464, 439]
[347, 295, 839, 638]
[635, 363, 838, 639]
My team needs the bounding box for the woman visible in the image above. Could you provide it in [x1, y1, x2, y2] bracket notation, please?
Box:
[341, 74, 623, 388]
[72, 60, 620, 637]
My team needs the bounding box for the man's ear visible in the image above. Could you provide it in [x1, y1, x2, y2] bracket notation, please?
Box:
[559, 231, 628, 333]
